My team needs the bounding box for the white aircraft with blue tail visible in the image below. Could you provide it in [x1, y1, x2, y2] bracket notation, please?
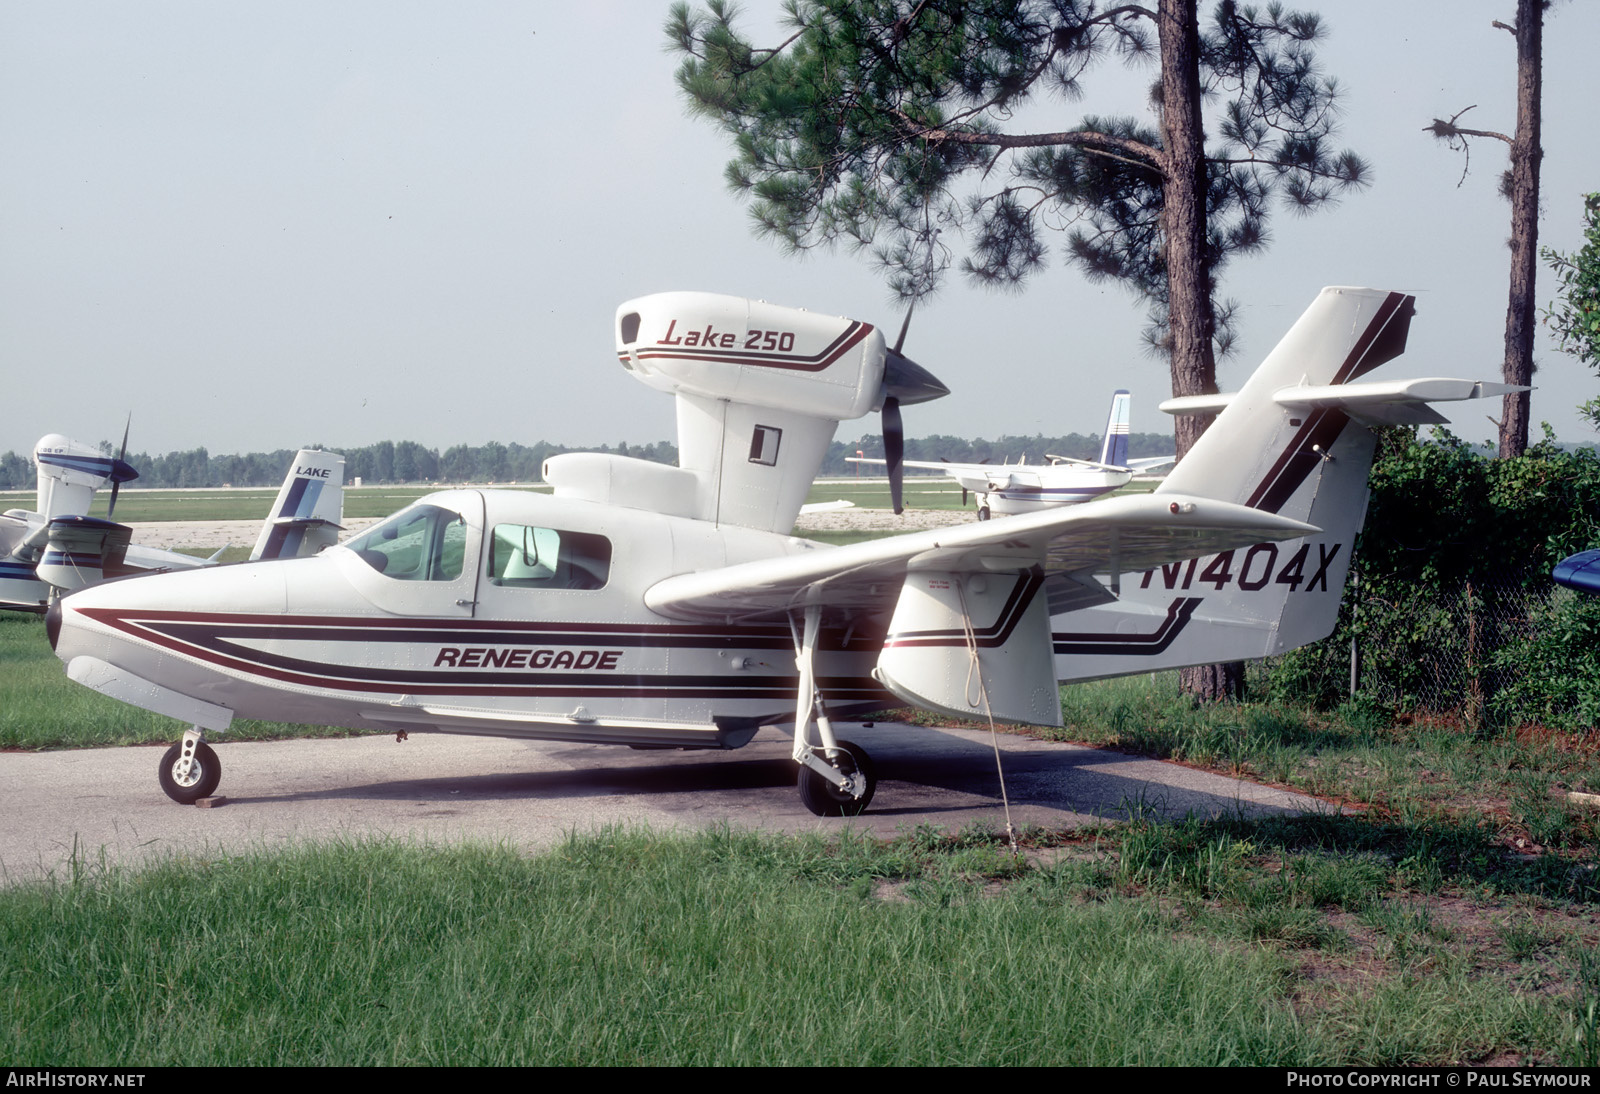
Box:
[847, 389, 1171, 519]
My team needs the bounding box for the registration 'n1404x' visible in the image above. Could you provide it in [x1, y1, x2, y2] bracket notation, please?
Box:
[1138, 542, 1344, 594]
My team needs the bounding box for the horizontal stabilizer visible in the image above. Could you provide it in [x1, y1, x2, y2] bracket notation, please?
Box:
[1162, 378, 1529, 426]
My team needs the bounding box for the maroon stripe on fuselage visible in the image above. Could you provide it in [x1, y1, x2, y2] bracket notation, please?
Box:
[620, 321, 874, 373]
[1051, 598, 1202, 656]
[70, 606, 890, 701]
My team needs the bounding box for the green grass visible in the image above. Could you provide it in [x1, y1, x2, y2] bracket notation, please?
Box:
[0, 484, 549, 523]
[806, 476, 969, 511]
[1038, 673, 1600, 865]
[0, 826, 1582, 1066]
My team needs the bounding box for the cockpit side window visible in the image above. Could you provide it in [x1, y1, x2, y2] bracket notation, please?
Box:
[346, 504, 467, 581]
[488, 524, 611, 590]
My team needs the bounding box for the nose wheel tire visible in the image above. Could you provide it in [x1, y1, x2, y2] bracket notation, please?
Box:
[158, 741, 221, 804]
[797, 739, 876, 817]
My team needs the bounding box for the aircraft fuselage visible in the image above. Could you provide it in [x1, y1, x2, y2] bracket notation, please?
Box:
[53, 489, 895, 748]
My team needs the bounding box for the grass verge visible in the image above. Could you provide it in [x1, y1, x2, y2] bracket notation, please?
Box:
[0, 825, 1590, 1066]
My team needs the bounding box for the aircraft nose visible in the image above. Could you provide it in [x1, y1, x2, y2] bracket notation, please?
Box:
[45, 596, 61, 650]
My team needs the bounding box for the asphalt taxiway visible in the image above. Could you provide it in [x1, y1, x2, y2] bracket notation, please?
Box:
[0, 723, 1333, 880]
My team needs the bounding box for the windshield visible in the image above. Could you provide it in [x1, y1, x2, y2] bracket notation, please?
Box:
[345, 504, 467, 581]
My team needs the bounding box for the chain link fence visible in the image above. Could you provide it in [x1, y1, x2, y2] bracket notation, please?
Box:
[1348, 571, 1546, 722]
[1259, 565, 1600, 730]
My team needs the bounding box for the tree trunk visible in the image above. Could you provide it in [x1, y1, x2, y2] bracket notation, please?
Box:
[1500, 0, 1542, 459]
[1156, 0, 1239, 702]
[1156, 0, 1216, 464]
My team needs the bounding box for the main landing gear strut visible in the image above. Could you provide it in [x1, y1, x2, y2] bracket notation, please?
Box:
[790, 605, 876, 817]
[158, 726, 221, 804]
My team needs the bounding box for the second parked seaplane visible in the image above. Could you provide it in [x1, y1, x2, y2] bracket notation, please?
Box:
[848, 390, 1173, 518]
[50, 287, 1518, 814]
[0, 434, 345, 612]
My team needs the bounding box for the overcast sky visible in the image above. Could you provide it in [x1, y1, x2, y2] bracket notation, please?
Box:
[2, 1, 1598, 459]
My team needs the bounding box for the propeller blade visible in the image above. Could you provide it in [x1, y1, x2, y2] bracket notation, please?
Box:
[107, 414, 138, 518]
[892, 301, 915, 354]
[876, 302, 945, 516]
[884, 396, 904, 515]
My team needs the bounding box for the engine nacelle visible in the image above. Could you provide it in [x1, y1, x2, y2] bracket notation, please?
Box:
[588, 293, 891, 534]
[33, 434, 138, 521]
[615, 292, 887, 421]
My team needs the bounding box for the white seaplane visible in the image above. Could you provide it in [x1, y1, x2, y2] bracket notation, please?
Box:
[0, 433, 344, 612]
[49, 287, 1518, 814]
[847, 389, 1172, 519]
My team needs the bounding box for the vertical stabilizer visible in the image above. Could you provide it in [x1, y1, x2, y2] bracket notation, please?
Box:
[250, 450, 346, 561]
[1052, 287, 1418, 679]
[1157, 287, 1413, 509]
[1099, 390, 1131, 468]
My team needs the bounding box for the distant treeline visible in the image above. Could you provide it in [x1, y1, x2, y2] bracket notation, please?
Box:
[0, 431, 1177, 490]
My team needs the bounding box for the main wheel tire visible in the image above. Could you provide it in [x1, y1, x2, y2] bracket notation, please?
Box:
[797, 739, 876, 817]
[977, 506, 991, 521]
[158, 741, 221, 804]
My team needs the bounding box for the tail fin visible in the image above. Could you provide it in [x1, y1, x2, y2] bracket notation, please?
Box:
[1156, 287, 1413, 510]
[1098, 390, 1131, 468]
[250, 450, 346, 561]
[1050, 287, 1519, 680]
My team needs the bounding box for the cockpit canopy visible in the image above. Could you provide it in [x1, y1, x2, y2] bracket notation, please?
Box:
[344, 504, 467, 582]
[344, 500, 613, 591]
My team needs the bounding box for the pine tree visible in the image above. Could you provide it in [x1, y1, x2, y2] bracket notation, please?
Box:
[1425, 0, 1549, 458]
[669, 0, 1367, 700]
[669, 0, 1366, 458]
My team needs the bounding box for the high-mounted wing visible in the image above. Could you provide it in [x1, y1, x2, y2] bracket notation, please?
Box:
[647, 493, 1312, 726]
[845, 456, 974, 474]
[647, 492, 1314, 624]
[845, 456, 992, 495]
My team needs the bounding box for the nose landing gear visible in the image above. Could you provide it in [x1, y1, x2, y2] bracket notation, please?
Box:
[158, 728, 221, 804]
